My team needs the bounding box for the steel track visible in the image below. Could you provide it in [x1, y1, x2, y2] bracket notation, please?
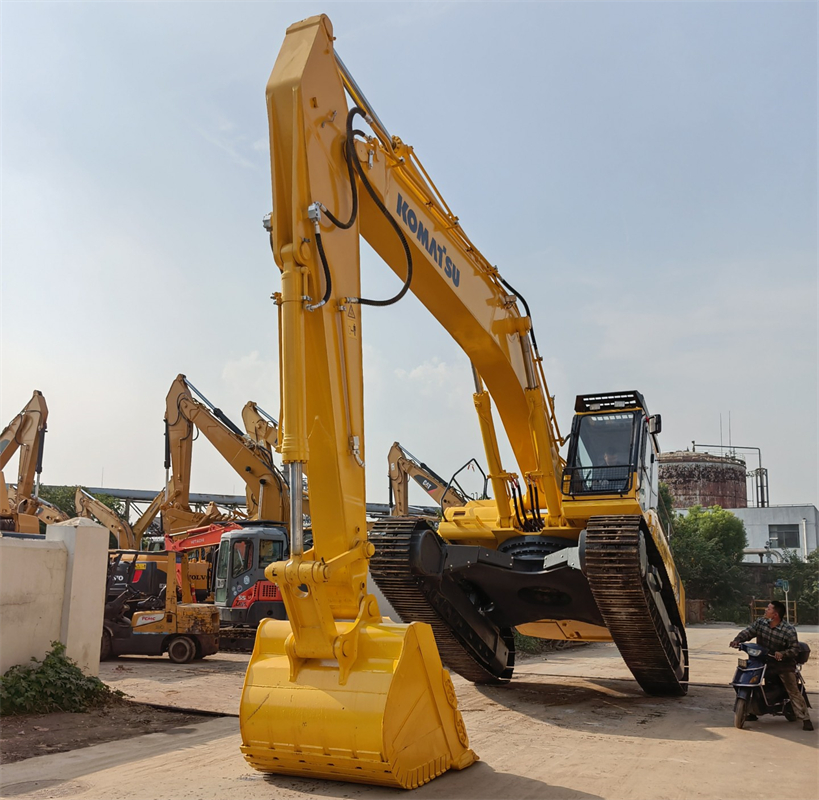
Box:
[371, 515, 688, 695]
[584, 515, 688, 696]
[370, 518, 514, 684]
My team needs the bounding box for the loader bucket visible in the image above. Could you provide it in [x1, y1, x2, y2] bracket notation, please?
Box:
[240, 618, 476, 789]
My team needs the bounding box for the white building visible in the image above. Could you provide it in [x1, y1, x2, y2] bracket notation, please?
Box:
[727, 505, 818, 563]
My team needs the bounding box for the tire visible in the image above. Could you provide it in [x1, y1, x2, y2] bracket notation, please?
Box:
[100, 629, 113, 661]
[167, 636, 196, 664]
[784, 703, 797, 722]
[734, 697, 748, 729]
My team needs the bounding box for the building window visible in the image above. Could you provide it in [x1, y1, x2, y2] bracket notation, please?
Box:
[768, 524, 800, 550]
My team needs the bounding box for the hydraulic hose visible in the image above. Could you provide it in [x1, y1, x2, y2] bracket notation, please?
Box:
[498, 275, 540, 355]
[307, 107, 412, 311]
[305, 225, 333, 311]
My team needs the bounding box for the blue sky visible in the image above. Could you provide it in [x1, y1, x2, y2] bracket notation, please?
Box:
[2, 1, 816, 509]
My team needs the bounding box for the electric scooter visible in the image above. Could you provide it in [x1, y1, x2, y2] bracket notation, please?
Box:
[730, 641, 811, 729]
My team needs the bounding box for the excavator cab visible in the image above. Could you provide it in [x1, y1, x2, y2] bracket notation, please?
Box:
[562, 391, 660, 511]
[213, 523, 289, 626]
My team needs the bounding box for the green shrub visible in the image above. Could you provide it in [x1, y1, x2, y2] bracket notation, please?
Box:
[706, 602, 751, 625]
[0, 642, 123, 716]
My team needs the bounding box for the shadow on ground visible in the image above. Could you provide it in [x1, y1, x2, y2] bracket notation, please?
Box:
[473, 677, 729, 741]
[253, 760, 602, 800]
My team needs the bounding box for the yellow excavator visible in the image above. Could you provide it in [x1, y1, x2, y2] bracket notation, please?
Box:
[162, 375, 287, 534]
[76, 485, 178, 551]
[242, 400, 313, 518]
[76, 487, 137, 549]
[242, 401, 279, 451]
[241, 14, 687, 790]
[1, 391, 68, 533]
[388, 441, 485, 517]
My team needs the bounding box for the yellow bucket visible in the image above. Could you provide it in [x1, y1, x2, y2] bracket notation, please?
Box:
[240, 618, 476, 789]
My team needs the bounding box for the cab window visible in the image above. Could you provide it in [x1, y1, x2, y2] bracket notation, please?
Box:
[231, 539, 254, 578]
[259, 539, 284, 570]
[573, 413, 635, 467]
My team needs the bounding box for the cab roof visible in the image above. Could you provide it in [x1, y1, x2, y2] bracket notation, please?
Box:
[574, 391, 648, 415]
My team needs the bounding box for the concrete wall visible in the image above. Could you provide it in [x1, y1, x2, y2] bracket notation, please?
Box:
[0, 518, 109, 676]
[728, 505, 819, 563]
[0, 538, 67, 674]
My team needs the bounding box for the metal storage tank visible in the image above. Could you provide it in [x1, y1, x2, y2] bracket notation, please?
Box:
[658, 451, 747, 510]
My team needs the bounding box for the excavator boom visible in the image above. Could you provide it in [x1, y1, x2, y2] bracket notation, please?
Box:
[75, 487, 137, 549]
[1, 391, 67, 532]
[0, 390, 49, 501]
[163, 375, 288, 532]
[387, 442, 472, 517]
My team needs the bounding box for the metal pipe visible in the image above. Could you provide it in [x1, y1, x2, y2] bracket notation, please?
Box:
[471, 363, 483, 394]
[802, 518, 808, 559]
[288, 462, 304, 556]
[334, 52, 392, 147]
[692, 442, 762, 471]
[691, 442, 767, 507]
[520, 335, 538, 390]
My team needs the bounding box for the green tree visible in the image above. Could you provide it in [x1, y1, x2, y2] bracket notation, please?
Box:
[658, 482, 675, 535]
[669, 505, 749, 607]
[775, 549, 819, 625]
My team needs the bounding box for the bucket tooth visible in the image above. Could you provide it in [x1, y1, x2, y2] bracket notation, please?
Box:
[240, 618, 477, 789]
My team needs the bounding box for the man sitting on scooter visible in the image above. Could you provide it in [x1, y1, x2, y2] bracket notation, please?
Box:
[730, 600, 813, 731]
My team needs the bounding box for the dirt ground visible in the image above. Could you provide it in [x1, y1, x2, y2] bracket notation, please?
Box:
[0, 644, 570, 767]
[1, 625, 817, 800]
[0, 702, 208, 764]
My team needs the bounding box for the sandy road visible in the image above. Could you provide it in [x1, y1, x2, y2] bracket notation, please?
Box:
[1, 624, 817, 800]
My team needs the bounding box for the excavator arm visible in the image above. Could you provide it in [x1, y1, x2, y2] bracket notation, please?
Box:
[242, 401, 312, 518]
[75, 487, 137, 549]
[163, 375, 288, 533]
[0, 390, 49, 504]
[387, 441, 471, 517]
[241, 401, 278, 451]
[132, 488, 166, 542]
[0, 391, 66, 532]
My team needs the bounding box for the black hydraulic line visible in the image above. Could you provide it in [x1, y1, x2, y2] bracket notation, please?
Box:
[439, 457, 488, 515]
[318, 109, 360, 230]
[171, 397, 195, 443]
[532, 483, 544, 525]
[311, 229, 333, 308]
[310, 107, 412, 309]
[164, 420, 171, 471]
[510, 482, 525, 530]
[183, 378, 245, 438]
[346, 110, 412, 307]
[498, 275, 540, 355]
[35, 428, 46, 476]
[212, 408, 245, 438]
